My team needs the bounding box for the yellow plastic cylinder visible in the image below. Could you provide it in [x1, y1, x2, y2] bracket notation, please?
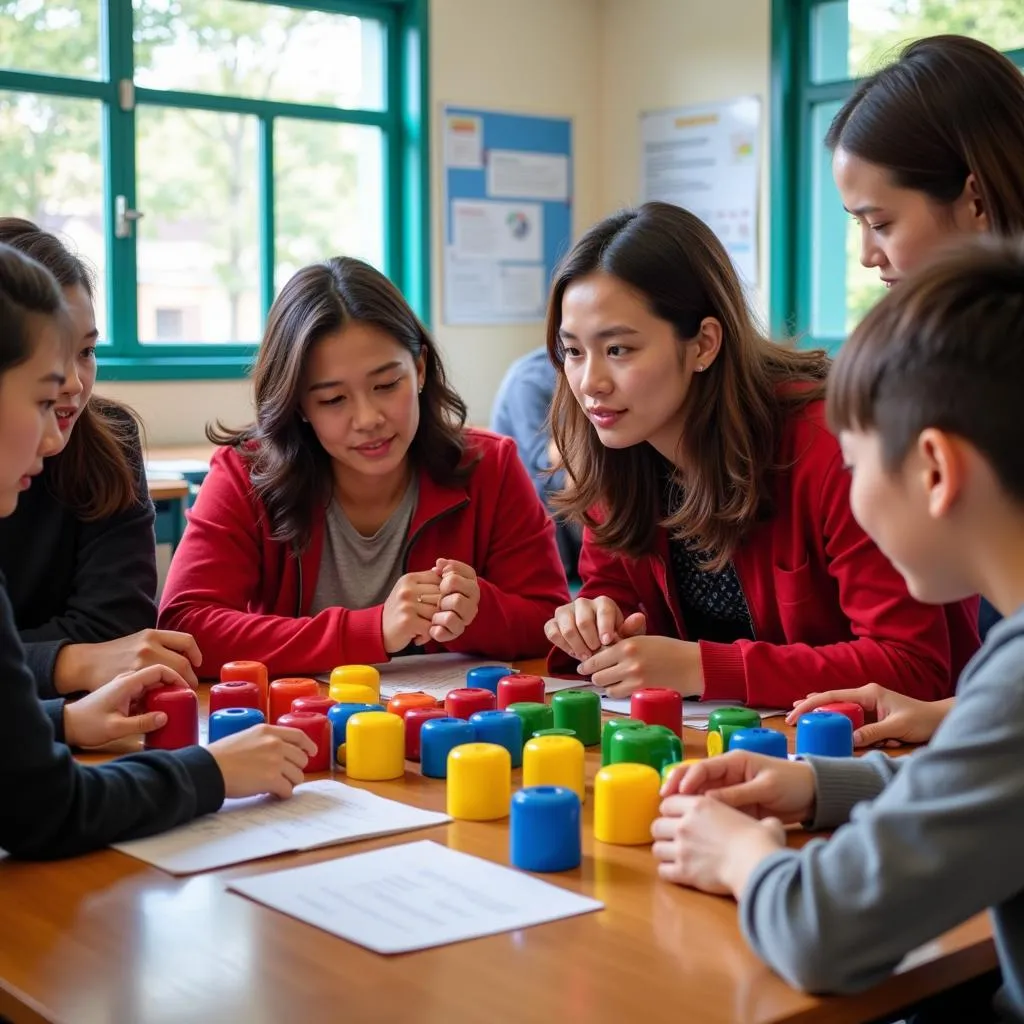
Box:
[594, 763, 661, 845]
[345, 711, 405, 781]
[330, 682, 379, 706]
[329, 664, 381, 704]
[446, 743, 511, 821]
[523, 735, 586, 803]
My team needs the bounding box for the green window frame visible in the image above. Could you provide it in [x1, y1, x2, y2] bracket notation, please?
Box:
[0, 0, 429, 380]
[770, 0, 1024, 352]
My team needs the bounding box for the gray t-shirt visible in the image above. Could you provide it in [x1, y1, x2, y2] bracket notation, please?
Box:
[738, 604, 1024, 1020]
[309, 479, 419, 613]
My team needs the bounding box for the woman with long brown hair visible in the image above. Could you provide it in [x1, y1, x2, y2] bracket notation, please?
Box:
[0, 220, 202, 698]
[544, 202, 979, 707]
[159, 256, 567, 676]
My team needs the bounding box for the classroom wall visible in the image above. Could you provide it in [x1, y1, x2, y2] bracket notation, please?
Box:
[105, 0, 770, 444]
[598, 0, 772, 311]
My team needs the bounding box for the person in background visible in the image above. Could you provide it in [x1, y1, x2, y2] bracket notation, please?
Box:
[827, 34, 1024, 638]
[0, 219, 203, 697]
[492, 345, 582, 581]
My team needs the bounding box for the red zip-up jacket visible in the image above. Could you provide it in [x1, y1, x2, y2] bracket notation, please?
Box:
[549, 401, 979, 706]
[160, 429, 569, 678]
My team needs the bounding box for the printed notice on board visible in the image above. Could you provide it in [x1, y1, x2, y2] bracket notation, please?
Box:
[487, 150, 569, 201]
[640, 97, 761, 287]
[444, 112, 483, 169]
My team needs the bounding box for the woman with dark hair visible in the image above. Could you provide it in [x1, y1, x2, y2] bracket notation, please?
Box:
[543, 202, 979, 707]
[0, 240, 315, 860]
[159, 256, 568, 676]
[0, 219, 203, 697]
[828, 33, 1024, 639]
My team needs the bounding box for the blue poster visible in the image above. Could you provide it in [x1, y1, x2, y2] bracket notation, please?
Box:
[442, 106, 573, 325]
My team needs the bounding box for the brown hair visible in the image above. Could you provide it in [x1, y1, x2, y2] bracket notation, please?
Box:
[826, 35, 1024, 234]
[548, 203, 830, 569]
[210, 256, 473, 548]
[0, 241, 66, 375]
[0, 218, 142, 521]
[828, 235, 1024, 503]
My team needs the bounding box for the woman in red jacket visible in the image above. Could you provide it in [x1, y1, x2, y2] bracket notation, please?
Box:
[160, 257, 568, 677]
[544, 202, 979, 707]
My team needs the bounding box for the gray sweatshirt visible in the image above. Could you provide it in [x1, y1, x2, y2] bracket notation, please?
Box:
[740, 605, 1024, 1018]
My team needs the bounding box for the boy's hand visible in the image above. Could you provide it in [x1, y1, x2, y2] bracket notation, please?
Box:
[787, 684, 952, 747]
[661, 750, 816, 824]
[63, 665, 192, 748]
[651, 796, 786, 897]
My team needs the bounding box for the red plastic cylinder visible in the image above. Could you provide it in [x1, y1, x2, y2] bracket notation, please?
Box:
[816, 701, 866, 731]
[277, 710, 331, 773]
[291, 695, 337, 718]
[444, 687, 496, 720]
[387, 692, 438, 720]
[220, 661, 269, 714]
[143, 686, 199, 750]
[496, 674, 546, 710]
[404, 707, 449, 760]
[209, 679, 262, 715]
[630, 688, 684, 738]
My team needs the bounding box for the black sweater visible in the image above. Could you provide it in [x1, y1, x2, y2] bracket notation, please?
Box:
[0, 571, 223, 859]
[0, 406, 158, 697]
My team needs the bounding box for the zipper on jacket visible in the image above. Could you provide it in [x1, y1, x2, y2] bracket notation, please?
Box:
[401, 498, 470, 572]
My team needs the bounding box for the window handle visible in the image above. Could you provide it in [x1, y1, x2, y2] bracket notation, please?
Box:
[115, 195, 144, 239]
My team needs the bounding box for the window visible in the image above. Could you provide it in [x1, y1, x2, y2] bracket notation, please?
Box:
[0, 0, 429, 380]
[771, 0, 1024, 352]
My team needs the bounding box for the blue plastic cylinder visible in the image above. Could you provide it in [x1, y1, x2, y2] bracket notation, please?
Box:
[327, 702, 386, 761]
[466, 665, 513, 694]
[420, 717, 477, 778]
[510, 786, 582, 872]
[796, 711, 854, 757]
[729, 727, 788, 759]
[468, 709, 524, 768]
[208, 707, 264, 742]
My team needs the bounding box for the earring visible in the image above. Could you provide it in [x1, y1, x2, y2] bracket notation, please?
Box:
[695, 365, 705, 373]
[418, 385, 423, 394]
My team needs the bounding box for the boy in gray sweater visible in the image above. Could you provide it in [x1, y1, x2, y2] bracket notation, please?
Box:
[653, 236, 1024, 1023]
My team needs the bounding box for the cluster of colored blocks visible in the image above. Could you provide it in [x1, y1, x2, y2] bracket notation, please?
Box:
[140, 661, 863, 877]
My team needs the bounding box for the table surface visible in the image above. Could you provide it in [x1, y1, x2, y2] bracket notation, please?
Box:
[145, 477, 191, 501]
[0, 664, 996, 1024]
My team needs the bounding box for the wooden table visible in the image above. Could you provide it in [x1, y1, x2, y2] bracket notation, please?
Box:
[146, 476, 191, 551]
[0, 669, 996, 1024]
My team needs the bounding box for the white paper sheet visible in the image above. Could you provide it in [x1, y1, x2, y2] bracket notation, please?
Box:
[112, 780, 450, 875]
[229, 839, 603, 954]
[373, 652, 579, 701]
[600, 696, 786, 731]
[486, 149, 569, 201]
[451, 199, 543, 263]
[444, 112, 483, 169]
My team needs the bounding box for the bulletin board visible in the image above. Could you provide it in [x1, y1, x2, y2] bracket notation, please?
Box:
[441, 105, 573, 325]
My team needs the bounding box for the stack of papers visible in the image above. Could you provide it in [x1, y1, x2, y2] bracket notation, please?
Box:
[112, 780, 450, 875]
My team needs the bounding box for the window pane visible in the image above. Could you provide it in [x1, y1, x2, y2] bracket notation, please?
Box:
[0, 0, 101, 80]
[133, 0, 385, 111]
[813, 0, 1024, 83]
[809, 100, 886, 343]
[0, 91, 107, 339]
[135, 106, 260, 344]
[274, 120, 385, 289]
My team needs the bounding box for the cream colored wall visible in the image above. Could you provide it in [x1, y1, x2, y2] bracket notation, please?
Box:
[429, 0, 602, 427]
[108, 0, 771, 444]
[599, 0, 772, 310]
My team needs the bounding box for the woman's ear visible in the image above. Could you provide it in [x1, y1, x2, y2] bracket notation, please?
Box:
[958, 173, 990, 234]
[691, 317, 723, 374]
[416, 351, 427, 394]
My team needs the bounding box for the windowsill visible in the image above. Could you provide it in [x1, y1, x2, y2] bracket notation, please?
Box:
[98, 353, 256, 381]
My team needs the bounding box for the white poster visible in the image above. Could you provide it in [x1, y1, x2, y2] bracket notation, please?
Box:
[487, 150, 570, 201]
[640, 97, 761, 287]
[444, 112, 483, 169]
[451, 199, 544, 263]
